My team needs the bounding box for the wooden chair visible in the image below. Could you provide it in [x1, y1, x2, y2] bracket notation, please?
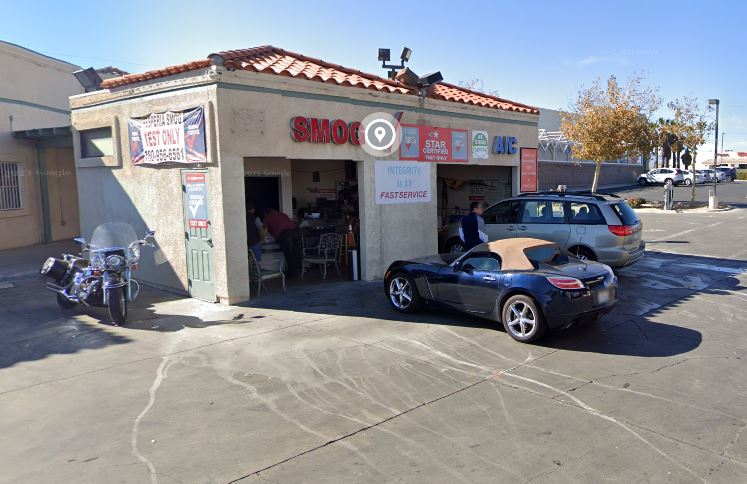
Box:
[248, 250, 286, 298]
[301, 232, 340, 279]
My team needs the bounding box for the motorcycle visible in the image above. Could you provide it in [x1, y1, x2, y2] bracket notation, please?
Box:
[40, 222, 156, 325]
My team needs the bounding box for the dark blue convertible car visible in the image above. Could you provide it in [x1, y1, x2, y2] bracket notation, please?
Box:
[384, 238, 617, 343]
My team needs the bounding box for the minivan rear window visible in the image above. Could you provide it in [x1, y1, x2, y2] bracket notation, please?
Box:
[610, 202, 639, 225]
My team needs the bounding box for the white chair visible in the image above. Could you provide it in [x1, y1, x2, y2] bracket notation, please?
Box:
[248, 250, 286, 298]
[301, 232, 340, 279]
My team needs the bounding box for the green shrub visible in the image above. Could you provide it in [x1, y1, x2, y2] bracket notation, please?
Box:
[737, 170, 747, 181]
[627, 197, 646, 208]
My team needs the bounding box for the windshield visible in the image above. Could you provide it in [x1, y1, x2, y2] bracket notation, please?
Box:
[90, 222, 139, 250]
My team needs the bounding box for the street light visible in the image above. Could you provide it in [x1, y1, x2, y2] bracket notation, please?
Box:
[708, 99, 720, 205]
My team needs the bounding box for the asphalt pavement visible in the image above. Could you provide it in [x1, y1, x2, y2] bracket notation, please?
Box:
[612, 180, 747, 207]
[1, 188, 746, 483]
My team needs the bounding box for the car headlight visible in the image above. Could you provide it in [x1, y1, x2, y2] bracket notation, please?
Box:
[106, 254, 126, 269]
[90, 251, 105, 270]
[126, 244, 140, 262]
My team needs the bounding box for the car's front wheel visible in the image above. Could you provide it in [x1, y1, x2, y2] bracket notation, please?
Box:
[638, 178, 648, 186]
[386, 273, 422, 313]
[684, 178, 692, 186]
[501, 295, 546, 343]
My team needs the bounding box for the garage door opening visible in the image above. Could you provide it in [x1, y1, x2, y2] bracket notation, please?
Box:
[437, 164, 513, 251]
[243, 157, 361, 296]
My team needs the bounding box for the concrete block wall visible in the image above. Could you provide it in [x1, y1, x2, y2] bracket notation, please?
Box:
[538, 161, 642, 191]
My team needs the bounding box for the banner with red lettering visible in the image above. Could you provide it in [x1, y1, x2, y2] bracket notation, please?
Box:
[129, 107, 207, 165]
[400, 124, 468, 163]
[520, 148, 538, 193]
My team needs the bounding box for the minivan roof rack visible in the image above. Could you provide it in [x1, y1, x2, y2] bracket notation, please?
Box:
[516, 190, 620, 201]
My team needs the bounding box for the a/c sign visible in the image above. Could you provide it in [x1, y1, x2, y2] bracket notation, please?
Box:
[492, 135, 518, 155]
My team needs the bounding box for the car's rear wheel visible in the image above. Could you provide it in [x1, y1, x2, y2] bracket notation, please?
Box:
[664, 177, 674, 185]
[386, 273, 422, 313]
[684, 178, 692, 186]
[570, 246, 597, 262]
[445, 238, 465, 254]
[501, 295, 546, 343]
[638, 178, 648, 186]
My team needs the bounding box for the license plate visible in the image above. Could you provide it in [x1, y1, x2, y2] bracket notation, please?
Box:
[595, 288, 610, 305]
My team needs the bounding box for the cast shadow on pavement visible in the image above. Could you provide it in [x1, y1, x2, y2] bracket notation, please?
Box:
[246, 252, 746, 359]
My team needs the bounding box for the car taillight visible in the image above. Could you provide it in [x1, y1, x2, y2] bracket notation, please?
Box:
[547, 277, 585, 290]
[608, 225, 634, 236]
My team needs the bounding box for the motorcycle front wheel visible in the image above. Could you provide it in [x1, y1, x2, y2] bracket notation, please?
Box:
[107, 287, 128, 325]
[56, 293, 77, 310]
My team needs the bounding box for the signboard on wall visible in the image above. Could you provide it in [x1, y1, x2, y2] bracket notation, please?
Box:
[375, 161, 431, 204]
[185, 172, 209, 228]
[520, 148, 539, 193]
[400, 125, 468, 163]
[129, 107, 207, 165]
[471, 131, 489, 160]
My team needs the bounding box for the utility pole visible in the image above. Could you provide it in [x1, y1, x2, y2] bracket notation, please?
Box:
[708, 99, 720, 207]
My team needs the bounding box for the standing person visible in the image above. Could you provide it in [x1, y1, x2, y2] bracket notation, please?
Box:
[246, 202, 264, 263]
[459, 201, 488, 251]
[262, 208, 300, 276]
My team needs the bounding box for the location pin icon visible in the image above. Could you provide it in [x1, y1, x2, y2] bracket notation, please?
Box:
[374, 126, 386, 142]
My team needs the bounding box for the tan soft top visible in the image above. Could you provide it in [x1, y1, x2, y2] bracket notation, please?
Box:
[470, 238, 556, 271]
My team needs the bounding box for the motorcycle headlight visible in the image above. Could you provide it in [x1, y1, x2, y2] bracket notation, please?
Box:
[106, 254, 126, 269]
[126, 244, 141, 262]
[90, 251, 105, 270]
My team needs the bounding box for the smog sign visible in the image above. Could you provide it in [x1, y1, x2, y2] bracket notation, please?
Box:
[374, 161, 431, 204]
[185, 172, 208, 228]
[129, 107, 207, 165]
[471, 130, 489, 160]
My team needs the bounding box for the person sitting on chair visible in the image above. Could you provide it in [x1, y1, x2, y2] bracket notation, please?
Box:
[263, 208, 300, 276]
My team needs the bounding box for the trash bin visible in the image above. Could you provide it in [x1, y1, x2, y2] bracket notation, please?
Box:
[347, 249, 360, 281]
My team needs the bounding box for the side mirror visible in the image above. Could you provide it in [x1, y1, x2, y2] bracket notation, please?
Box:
[74, 237, 86, 246]
[453, 260, 462, 272]
[145, 230, 155, 238]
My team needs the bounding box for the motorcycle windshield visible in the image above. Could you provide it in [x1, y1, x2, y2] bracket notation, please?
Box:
[90, 222, 139, 250]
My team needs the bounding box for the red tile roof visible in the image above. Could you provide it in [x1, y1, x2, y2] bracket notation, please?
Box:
[100, 46, 539, 115]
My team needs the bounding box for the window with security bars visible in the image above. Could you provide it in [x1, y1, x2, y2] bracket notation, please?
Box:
[0, 162, 23, 211]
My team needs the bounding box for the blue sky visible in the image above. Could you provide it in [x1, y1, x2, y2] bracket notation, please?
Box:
[5, 0, 746, 153]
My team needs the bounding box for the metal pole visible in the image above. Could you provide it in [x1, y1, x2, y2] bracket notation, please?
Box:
[721, 132, 725, 153]
[713, 103, 719, 195]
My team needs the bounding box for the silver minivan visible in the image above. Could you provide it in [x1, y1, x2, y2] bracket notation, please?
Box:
[441, 193, 645, 268]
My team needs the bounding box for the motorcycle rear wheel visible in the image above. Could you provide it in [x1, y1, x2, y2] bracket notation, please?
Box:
[107, 287, 128, 325]
[56, 293, 77, 310]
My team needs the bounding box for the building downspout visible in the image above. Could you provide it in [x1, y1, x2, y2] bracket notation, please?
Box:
[36, 145, 52, 244]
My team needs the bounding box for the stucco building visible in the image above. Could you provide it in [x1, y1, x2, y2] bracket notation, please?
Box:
[0, 41, 87, 250]
[69, 45, 539, 304]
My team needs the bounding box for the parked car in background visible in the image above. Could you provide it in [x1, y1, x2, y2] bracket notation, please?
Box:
[697, 170, 712, 183]
[716, 166, 737, 182]
[701, 169, 726, 183]
[637, 168, 685, 186]
[682, 170, 704, 185]
[440, 192, 645, 268]
[385, 238, 618, 343]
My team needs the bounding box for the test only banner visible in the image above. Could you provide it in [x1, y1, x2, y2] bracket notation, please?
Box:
[400, 124, 468, 162]
[185, 172, 209, 228]
[520, 148, 538, 193]
[129, 107, 207, 165]
[375, 161, 431, 205]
